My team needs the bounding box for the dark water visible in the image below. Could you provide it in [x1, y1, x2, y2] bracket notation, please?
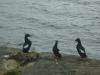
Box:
[0, 0, 100, 59]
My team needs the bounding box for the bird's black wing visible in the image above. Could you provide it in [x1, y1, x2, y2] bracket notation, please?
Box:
[80, 46, 86, 53]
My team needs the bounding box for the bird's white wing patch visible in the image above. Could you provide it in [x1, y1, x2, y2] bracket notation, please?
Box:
[81, 50, 85, 53]
[24, 44, 28, 48]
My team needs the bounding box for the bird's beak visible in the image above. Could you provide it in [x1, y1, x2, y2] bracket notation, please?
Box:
[30, 35, 32, 37]
[75, 40, 78, 43]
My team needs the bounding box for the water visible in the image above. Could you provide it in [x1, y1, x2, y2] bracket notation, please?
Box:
[0, 0, 100, 59]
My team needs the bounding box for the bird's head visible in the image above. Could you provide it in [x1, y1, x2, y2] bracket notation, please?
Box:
[55, 40, 58, 44]
[25, 33, 31, 37]
[75, 38, 81, 42]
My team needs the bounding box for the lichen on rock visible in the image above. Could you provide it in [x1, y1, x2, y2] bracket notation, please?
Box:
[8, 51, 40, 66]
[4, 69, 22, 75]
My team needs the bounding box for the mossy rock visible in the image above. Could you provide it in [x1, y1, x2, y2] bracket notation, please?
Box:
[4, 69, 22, 75]
[3, 60, 18, 71]
[8, 51, 40, 66]
[9, 51, 39, 61]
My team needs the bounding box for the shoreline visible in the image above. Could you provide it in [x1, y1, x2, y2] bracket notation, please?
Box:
[0, 47, 100, 75]
[0, 47, 100, 60]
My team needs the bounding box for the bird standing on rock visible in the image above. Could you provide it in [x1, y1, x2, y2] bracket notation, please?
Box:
[52, 40, 62, 64]
[23, 34, 32, 53]
[75, 38, 87, 58]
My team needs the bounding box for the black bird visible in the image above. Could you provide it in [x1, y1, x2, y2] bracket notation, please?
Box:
[75, 38, 87, 58]
[23, 34, 32, 53]
[53, 40, 62, 63]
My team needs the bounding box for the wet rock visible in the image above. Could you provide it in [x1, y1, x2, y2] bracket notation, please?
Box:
[4, 69, 22, 75]
[8, 52, 40, 66]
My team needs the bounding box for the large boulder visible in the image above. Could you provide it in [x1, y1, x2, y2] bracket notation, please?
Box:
[8, 51, 40, 66]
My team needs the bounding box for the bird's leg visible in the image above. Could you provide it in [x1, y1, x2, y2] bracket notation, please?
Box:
[55, 59, 58, 64]
[54, 56, 58, 64]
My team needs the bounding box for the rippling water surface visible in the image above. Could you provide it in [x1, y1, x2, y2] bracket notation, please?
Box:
[0, 0, 100, 59]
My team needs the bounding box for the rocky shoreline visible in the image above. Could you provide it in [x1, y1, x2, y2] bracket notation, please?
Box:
[0, 47, 100, 75]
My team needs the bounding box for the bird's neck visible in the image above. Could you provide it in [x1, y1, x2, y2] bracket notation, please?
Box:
[78, 41, 82, 46]
[54, 42, 58, 48]
[25, 37, 29, 42]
